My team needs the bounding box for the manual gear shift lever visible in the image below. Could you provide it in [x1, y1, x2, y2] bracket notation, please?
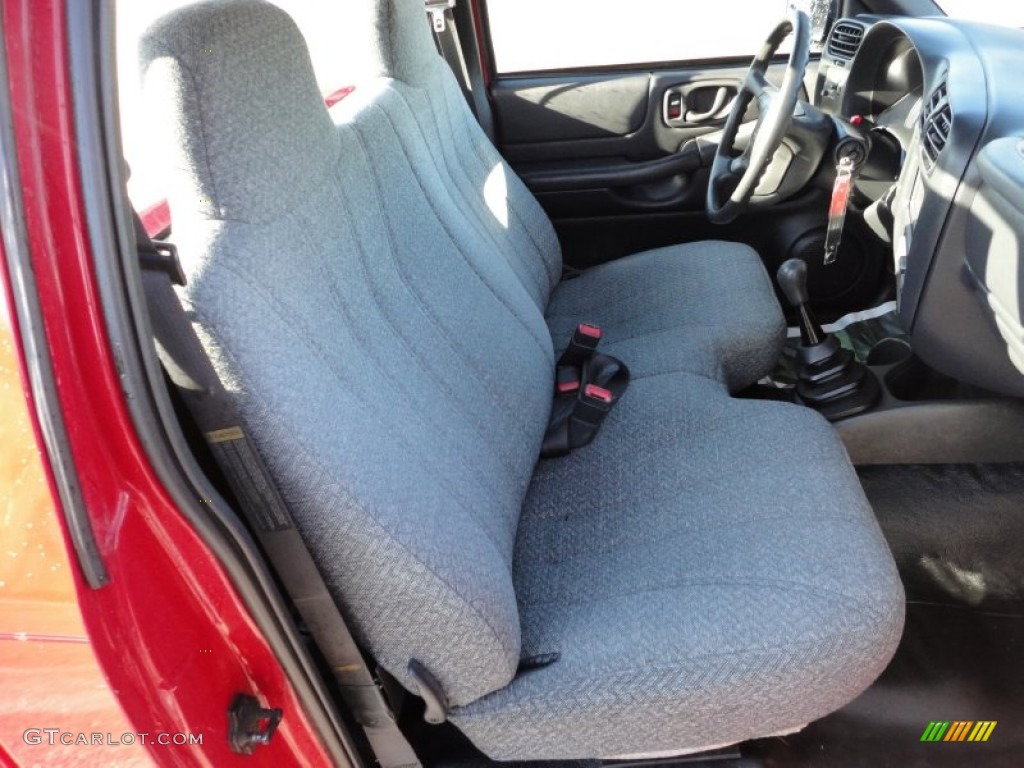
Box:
[776, 258, 823, 347]
[775, 258, 879, 420]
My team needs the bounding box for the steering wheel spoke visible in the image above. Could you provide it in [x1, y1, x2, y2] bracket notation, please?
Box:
[745, 69, 775, 99]
[729, 154, 751, 177]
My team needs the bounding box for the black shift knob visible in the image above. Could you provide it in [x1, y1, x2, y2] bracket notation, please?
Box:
[777, 258, 810, 308]
[777, 257, 825, 348]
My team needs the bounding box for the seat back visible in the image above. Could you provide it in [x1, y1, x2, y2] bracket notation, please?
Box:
[140, 0, 555, 706]
[363, 0, 563, 311]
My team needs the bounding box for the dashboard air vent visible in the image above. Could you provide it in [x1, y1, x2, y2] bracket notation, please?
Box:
[921, 82, 952, 167]
[827, 22, 864, 60]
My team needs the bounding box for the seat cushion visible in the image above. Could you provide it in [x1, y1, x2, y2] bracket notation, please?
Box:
[450, 372, 905, 760]
[546, 242, 786, 391]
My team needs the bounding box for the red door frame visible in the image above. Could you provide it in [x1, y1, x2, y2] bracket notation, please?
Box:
[1, 0, 338, 764]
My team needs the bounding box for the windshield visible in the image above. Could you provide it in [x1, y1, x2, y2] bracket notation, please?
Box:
[937, 1, 1024, 28]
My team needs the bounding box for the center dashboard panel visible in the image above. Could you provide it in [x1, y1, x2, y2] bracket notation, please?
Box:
[816, 15, 1024, 397]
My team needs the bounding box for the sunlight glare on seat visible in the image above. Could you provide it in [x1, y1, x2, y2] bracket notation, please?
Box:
[484, 163, 510, 229]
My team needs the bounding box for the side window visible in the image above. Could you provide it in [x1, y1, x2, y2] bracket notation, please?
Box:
[484, 0, 833, 74]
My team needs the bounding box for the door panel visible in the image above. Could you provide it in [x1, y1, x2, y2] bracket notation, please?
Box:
[494, 64, 778, 221]
[495, 64, 784, 216]
[492, 73, 650, 143]
[495, 64, 766, 164]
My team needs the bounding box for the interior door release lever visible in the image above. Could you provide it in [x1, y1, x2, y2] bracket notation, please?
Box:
[685, 87, 730, 123]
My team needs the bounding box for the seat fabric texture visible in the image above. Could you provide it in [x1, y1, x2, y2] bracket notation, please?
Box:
[453, 373, 904, 758]
[139, 0, 904, 760]
[546, 244, 785, 390]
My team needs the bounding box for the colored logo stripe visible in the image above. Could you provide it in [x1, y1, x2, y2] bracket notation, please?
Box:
[944, 721, 973, 741]
[968, 722, 997, 742]
[920, 721, 996, 742]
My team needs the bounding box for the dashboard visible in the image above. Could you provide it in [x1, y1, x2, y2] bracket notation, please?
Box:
[814, 16, 1024, 397]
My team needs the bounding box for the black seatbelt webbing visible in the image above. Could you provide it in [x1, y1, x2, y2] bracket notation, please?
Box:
[450, 0, 495, 142]
[427, 1, 472, 104]
[426, 0, 495, 142]
[134, 214, 421, 768]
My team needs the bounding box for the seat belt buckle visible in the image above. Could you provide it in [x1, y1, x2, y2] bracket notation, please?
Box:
[541, 354, 629, 459]
[573, 384, 615, 427]
[559, 322, 602, 368]
[556, 384, 615, 455]
[556, 366, 581, 395]
[583, 384, 613, 404]
[425, 0, 454, 33]
[572, 323, 602, 351]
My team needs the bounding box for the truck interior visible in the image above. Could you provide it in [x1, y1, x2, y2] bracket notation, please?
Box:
[54, 0, 1024, 764]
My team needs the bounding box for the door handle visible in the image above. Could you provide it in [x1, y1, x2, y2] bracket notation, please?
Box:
[685, 87, 730, 123]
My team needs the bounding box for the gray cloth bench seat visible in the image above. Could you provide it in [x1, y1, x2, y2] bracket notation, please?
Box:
[139, 0, 905, 760]
[546, 243, 785, 389]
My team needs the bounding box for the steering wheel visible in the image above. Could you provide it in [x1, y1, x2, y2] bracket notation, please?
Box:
[706, 9, 811, 225]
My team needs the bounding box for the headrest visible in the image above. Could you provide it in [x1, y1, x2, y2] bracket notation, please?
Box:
[139, 0, 338, 223]
[366, 0, 445, 88]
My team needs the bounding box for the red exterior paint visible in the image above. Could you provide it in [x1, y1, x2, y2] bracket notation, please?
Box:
[469, 0, 492, 88]
[0, 302, 151, 767]
[1, 1, 335, 765]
